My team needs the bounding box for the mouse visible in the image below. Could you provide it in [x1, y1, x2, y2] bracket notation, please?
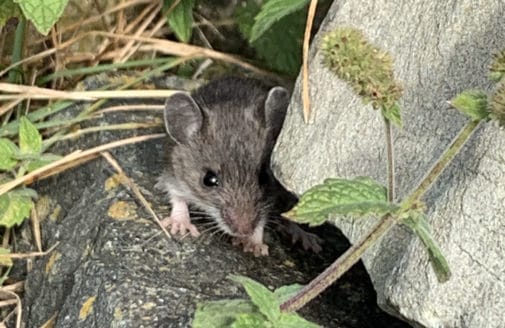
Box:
[155, 76, 321, 256]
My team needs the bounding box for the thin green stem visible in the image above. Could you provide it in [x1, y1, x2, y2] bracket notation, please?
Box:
[384, 118, 395, 202]
[280, 213, 396, 312]
[37, 57, 175, 85]
[400, 120, 480, 209]
[280, 119, 481, 313]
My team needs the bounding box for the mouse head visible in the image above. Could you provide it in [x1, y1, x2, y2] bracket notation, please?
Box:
[163, 77, 289, 238]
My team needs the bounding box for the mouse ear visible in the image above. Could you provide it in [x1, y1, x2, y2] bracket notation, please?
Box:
[164, 92, 203, 144]
[264, 86, 289, 141]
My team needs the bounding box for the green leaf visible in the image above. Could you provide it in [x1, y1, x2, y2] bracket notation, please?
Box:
[192, 299, 257, 328]
[164, 0, 195, 42]
[382, 103, 402, 128]
[19, 116, 42, 154]
[285, 177, 399, 226]
[236, 1, 305, 75]
[273, 284, 304, 304]
[25, 153, 62, 172]
[14, 0, 69, 35]
[402, 212, 451, 283]
[277, 313, 320, 328]
[0, 0, 21, 27]
[449, 90, 489, 121]
[0, 188, 35, 228]
[250, 0, 308, 42]
[0, 138, 19, 170]
[232, 313, 271, 328]
[229, 275, 280, 322]
[0, 248, 13, 267]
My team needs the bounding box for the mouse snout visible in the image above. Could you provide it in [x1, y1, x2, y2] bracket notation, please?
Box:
[223, 208, 257, 236]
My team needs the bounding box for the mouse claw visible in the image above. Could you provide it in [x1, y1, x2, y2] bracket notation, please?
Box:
[160, 216, 200, 238]
[232, 237, 269, 257]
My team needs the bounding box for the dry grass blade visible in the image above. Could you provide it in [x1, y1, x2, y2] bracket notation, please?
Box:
[0, 83, 178, 100]
[116, 2, 162, 63]
[302, 0, 318, 123]
[30, 154, 99, 183]
[94, 104, 164, 115]
[57, 122, 161, 142]
[0, 282, 23, 294]
[0, 289, 21, 328]
[30, 208, 42, 252]
[100, 151, 172, 240]
[33, 0, 155, 45]
[7, 242, 59, 259]
[0, 133, 165, 196]
[0, 99, 23, 117]
[91, 31, 282, 82]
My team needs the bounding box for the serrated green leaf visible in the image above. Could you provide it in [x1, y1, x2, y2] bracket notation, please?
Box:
[0, 138, 19, 170]
[285, 177, 399, 226]
[232, 313, 271, 328]
[449, 90, 489, 121]
[192, 299, 257, 328]
[0, 189, 34, 227]
[10, 187, 37, 199]
[25, 153, 62, 172]
[236, 1, 305, 75]
[229, 275, 280, 322]
[402, 212, 451, 283]
[250, 0, 308, 42]
[0, 0, 21, 26]
[14, 0, 69, 35]
[235, 0, 259, 39]
[277, 313, 320, 328]
[19, 116, 42, 154]
[273, 284, 304, 304]
[382, 103, 402, 128]
[0, 247, 13, 267]
[164, 0, 195, 43]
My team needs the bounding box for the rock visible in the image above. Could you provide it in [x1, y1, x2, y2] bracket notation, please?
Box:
[272, 1, 505, 327]
[20, 74, 408, 327]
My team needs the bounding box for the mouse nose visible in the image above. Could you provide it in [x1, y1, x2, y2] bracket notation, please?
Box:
[224, 208, 255, 236]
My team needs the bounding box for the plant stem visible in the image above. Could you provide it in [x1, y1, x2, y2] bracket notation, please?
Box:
[280, 213, 396, 312]
[400, 119, 480, 209]
[280, 119, 481, 312]
[384, 118, 395, 201]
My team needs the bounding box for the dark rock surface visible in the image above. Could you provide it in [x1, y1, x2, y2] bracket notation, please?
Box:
[19, 74, 410, 327]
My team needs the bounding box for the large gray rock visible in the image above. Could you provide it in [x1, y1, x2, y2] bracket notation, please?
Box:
[272, 1, 505, 327]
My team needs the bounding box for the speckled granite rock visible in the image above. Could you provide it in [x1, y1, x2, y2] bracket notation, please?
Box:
[20, 74, 410, 327]
[272, 1, 505, 327]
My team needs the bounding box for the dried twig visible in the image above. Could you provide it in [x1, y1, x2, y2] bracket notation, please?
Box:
[0, 133, 165, 196]
[302, 0, 318, 123]
[0, 83, 177, 100]
[100, 151, 172, 240]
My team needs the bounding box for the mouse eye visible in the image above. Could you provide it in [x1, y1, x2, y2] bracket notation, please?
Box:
[203, 170, 220, 187]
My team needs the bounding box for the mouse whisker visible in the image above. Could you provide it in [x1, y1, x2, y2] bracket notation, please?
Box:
[199, 224, 221, 235]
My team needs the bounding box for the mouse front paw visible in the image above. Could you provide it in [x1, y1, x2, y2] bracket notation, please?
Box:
[160, 215, 200, 238]
[279, 221, 323, 253]
[232, 237, 269, 257]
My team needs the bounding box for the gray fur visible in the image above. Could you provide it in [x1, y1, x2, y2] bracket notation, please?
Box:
[157, 76, 289, 237]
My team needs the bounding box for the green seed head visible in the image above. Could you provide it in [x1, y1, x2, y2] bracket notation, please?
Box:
[489, 80, 505, 126]
[321, 28, 403, 111]
[489, 50, 505, 82]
